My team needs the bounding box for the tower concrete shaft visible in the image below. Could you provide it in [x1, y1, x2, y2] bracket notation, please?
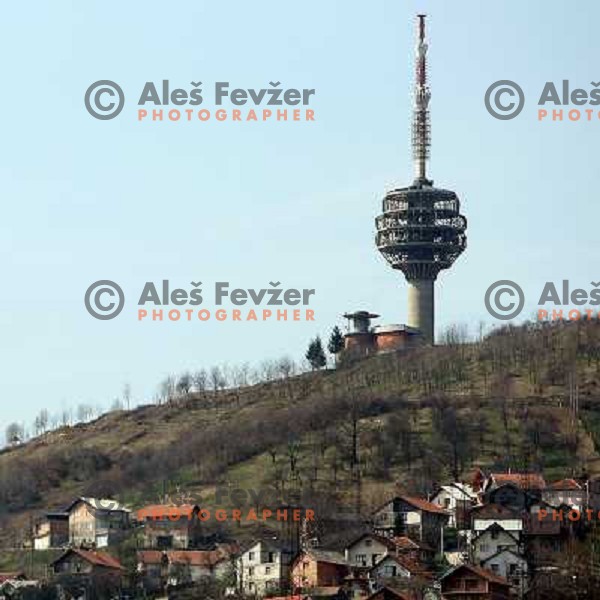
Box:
[407, 279, 434, 345]
[375, 15, 467, 345]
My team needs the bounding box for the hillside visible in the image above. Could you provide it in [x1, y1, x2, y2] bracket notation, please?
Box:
[3, 320, 600, 556]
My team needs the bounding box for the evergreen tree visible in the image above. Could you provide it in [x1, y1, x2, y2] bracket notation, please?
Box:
[306, 336, 327, 371]
[327, 326, 345, 365]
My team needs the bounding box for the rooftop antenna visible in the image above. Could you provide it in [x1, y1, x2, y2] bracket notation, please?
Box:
[413, 14, 431, 183]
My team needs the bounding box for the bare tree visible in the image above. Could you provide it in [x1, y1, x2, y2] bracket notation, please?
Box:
[177, 372, 192, 397]
[193, 369, 208, 394]
[210, 366, 226, 393]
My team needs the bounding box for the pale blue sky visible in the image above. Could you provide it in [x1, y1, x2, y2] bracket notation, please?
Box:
[1, 0, 597, 436]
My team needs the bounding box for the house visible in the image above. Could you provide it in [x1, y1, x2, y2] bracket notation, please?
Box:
[430, 484, 477, 529]
[290, 549, 348, 592]
[51, 548, 124, 596]
[440, 564, 510, 600]
[472, 523, 520, 564]
[137, 547, 235, 591]
[481, 548, 528, 592]
[136, 504, 202, 549]
[369, 554, 429, 586]
[238, 539, 294, 597]
[372, 497, 449, 551]
[485, 483, 532, 512]
[524, 502, 576, 568]
[345, 533, 396, 568]
[471, 504, 524, 540]
[484, 473, 546, 495]
[66, 497, 130, 548]
[393, 537, 435, 565]
[542, 479, 586, 510]
[33, 512, 69, 550]
[365, 586, 414, 600]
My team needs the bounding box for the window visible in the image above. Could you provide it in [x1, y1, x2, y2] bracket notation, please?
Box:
[372, 554, 381, 566]
[265, 566, 272, 575]
[248, 567, 254, 577]
[356, 554, 367, 567]
[479, 543, 489, 553]
[509, 563, 518, 575]
[444, 498, 451, 508]
[491, 529, 499, 540]
[466, 579, 479, 590]
[490, 564, 499, 573]
[365, 539, 373, 547]
[248, 552, 255, 562]
[384, 565, 397, 577]
[268, 552, 275, 563]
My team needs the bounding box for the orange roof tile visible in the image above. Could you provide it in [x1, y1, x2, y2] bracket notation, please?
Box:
[54, 549, 124, 570]
[548, 478, 582, 490]
[400, 496, 450, 515]
[491, 473, 546, 489]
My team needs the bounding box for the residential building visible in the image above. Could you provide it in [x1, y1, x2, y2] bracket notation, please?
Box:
[472, 523, 520, 564]
[369, 554, 429, 586]
[238, 539, 294, 597]
[136, 504, 202, 549]
[430, 484, 477, 529]
[365, 586, 414, 600]
[51, 548, 124, 596]
[290, 549, 348, 593]
[372, 496, 449, 551]
[137, 548, 235, 591]
[440, 564, 510, 600]
[33, 512, 69, 550]
[66, 497, 130, 548]
[542, 479, 586, 510]
[481, 548, 528, 593]
[471, 504, 524, 540]
[345, 533, 396, 568]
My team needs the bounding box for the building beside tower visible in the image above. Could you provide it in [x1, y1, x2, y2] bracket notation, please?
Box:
[344, 14, 467, 354]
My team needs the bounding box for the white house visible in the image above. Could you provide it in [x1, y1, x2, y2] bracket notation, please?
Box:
[238, 539, 293, 597]
[344, 533, 395, 568]
[471, 504, 523, 539]
[481, 548, 528, 593]
[430, 483, 477, 528]
[472, 524, 520, 563]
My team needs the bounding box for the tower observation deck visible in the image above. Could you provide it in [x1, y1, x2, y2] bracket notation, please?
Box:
[375, 15, 467, 345]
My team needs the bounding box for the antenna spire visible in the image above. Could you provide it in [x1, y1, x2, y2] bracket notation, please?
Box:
[412, 14, 431, 182]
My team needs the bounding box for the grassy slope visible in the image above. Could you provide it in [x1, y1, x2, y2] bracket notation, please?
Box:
[3, 322, 600, 569]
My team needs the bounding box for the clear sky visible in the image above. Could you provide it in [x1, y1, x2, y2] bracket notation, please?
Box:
[1, 0, 598, 437]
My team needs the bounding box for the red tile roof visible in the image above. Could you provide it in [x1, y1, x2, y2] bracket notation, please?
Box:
[548, 478, 582, 490]
[53, 549, 124, 570]
[393, 536, 434, 552]
[370, 554, 431, 578]
[491, 473, 546, 489]
[443, 563, 510, 587]
[400, 496, 450, 515]
[138, 548, 234, 568]
[472, 503, 521, 518]
[366, 586, 414, 600]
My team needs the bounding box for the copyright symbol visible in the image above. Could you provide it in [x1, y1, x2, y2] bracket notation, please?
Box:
[85, 280, 125, 320]
[83, 480, 120, 511]
[84, 80, 125, 120]
[485, 80, 524, 120]
[485, 280, 525, 320]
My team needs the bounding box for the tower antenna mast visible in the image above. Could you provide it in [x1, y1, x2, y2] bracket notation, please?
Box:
[413, 14, 431, 182]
